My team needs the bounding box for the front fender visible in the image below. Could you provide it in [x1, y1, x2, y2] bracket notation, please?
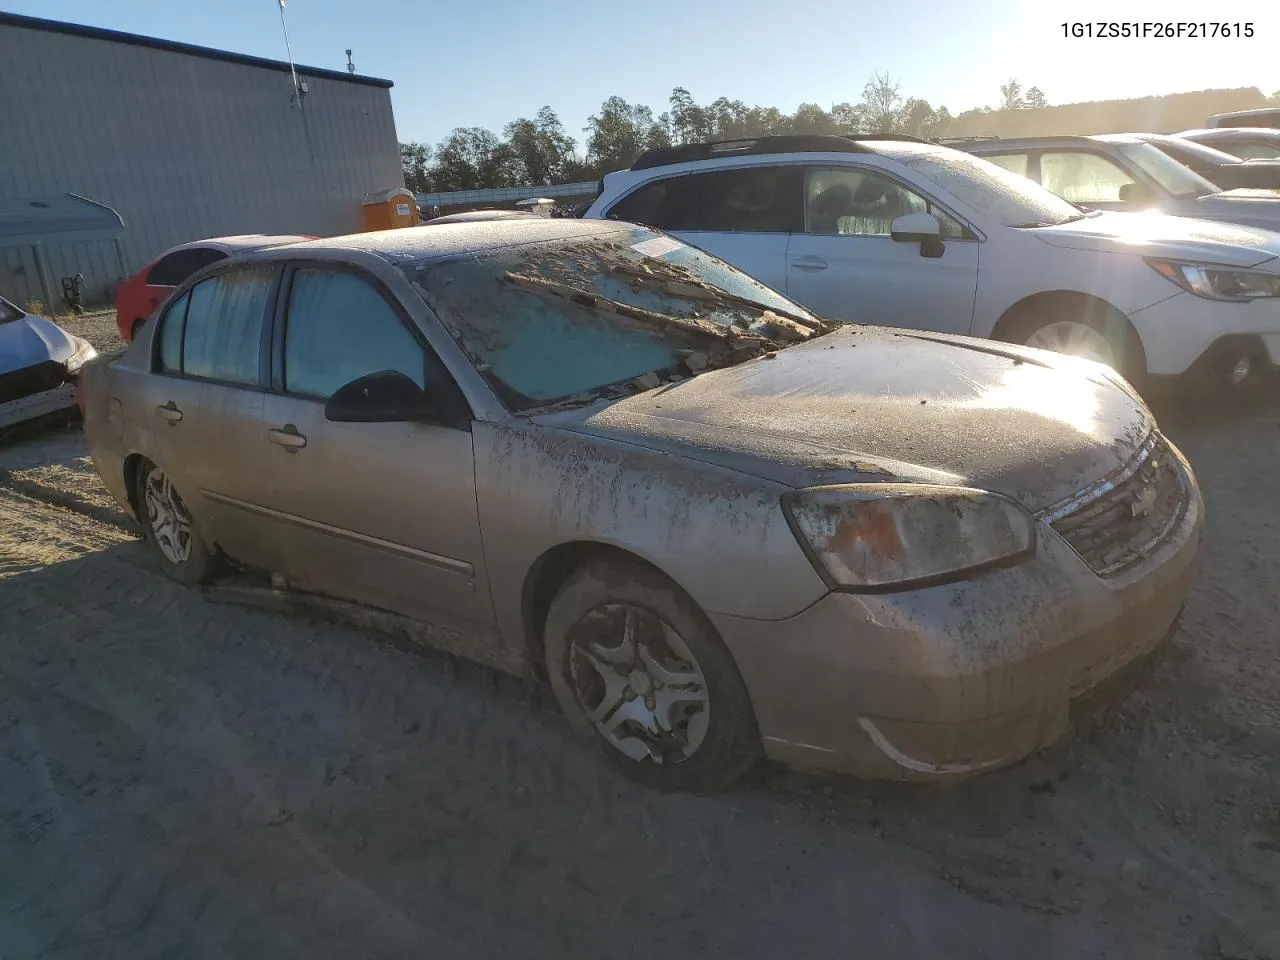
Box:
[473, 420, 829, 652]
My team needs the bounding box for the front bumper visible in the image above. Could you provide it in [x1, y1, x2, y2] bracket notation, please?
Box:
[0, 382, 77, 431]
[712, 447, 1204, 781]
[1131, 290, 1280, 380]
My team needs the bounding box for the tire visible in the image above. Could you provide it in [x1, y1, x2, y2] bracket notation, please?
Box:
[1002, 301, 1146, 389]
[544, 559, 761, 791]
[134, 459, 219, 585]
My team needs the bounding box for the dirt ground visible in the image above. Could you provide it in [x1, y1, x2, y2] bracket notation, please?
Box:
[0, 321, 1276, 958]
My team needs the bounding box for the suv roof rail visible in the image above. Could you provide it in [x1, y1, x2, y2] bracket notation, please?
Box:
[936, 136, 999, 144]
[629, 133, 933, 171]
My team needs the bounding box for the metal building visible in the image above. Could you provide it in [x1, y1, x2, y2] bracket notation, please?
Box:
[0, 11, 403, 308]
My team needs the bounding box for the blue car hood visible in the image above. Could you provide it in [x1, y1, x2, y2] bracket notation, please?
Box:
[0, 314, 77, 376]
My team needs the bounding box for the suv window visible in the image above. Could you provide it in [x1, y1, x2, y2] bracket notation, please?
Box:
[609, 166, 803, 233]
[1231, 141, 1280, 160]
[146, 247, 228, 287]
[980, 153, 1030, 178]
[179, 265, 274, 385]
[283, 268, 425, 400]
[805, 167, 966, 238]
[1040, 151, 1135, 204]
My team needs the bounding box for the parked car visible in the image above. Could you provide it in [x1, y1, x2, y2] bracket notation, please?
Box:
[1177, 127, 1280, 161]
[0, 293, 96, 433]
[585, 135, 1280, 393]
[80, 219, 1203, 789]
[114, 234, 312, 343]
[957, 134, 1280, 232]
[1129, 133, 1280, 191]
[1204, 108, 1280, 130]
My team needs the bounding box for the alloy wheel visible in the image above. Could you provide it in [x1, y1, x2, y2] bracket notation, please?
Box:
[143, 468, 193, 565]
[1025, 320, 1118, 368]
[566, 603, 711, 763]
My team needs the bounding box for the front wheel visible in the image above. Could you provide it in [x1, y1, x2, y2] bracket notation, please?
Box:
[544, 560, 761, 791]
[1004, 304, 1146, 388]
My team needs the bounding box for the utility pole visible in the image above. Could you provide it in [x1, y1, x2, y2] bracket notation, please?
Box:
[277, 0, 301, 107]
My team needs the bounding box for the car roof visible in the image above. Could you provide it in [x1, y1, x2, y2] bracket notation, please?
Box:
[425, 210, 538, 225]
[962, 134, 1126, 150]
[1179, 127, 1280, 140]
[166, 234, 314, 256]
[263, 219, 632, 265]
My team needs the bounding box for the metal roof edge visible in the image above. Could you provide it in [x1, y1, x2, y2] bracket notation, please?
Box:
[0, 10, 394, 89]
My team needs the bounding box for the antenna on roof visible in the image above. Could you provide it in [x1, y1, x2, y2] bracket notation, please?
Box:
[276, 0, 303, 107]
[346, 48, 355, 74]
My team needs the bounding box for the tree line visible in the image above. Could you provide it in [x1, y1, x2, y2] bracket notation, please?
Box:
[401, 75, 1051, 194]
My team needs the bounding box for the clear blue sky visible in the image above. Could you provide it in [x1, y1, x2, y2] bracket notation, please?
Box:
[5, 0, 1277, 149]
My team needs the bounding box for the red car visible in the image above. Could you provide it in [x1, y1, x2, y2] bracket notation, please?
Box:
[114, 234, 313, 342]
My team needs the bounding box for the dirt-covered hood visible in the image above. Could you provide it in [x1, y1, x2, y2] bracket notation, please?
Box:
[1030, 211, 1280, 268]
[0, 312, 79, 376]
[537, 326, 1153, 513]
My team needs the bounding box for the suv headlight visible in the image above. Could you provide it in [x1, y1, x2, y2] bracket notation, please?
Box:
[64, 338, 97, 374]
[1146, 259, 1280, 301]
[782, 484, 1035, 590]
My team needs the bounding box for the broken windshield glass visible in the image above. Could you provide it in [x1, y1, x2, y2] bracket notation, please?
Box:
[410, 226, 831, 412]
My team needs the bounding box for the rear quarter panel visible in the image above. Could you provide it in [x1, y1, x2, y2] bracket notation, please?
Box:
[473, 420, 829, 652]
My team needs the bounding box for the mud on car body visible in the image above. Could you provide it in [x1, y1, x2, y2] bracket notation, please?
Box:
[79, 219, 1202, 789]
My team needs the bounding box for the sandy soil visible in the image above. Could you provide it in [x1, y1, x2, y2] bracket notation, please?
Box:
[0, 403, 1276, 959]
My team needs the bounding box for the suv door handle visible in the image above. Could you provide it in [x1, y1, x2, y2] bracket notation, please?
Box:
[790, 255, 828, 271]
[156, 401, 183, 423]
[268, 424, 307, 451]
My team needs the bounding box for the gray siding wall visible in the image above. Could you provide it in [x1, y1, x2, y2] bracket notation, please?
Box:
[0, 22, 402, 309]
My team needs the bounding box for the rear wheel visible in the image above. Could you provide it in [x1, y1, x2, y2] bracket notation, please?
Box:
[135, 460, 218, 584]
[544, 560, 761, 791]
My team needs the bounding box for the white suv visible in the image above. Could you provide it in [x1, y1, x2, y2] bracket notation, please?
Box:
[584, 135, 1280, 394]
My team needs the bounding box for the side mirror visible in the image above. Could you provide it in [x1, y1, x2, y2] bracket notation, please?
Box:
[1118, 182, 1157, 206]
[324, 370, 434, 423]
[890, 212, 944, 258]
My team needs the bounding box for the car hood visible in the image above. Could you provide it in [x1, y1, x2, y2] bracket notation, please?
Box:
[1029, 211, 1280, 268]
[1183, 190, 1280, 230]
[0, 313, 78, 376]
[535, 327, 1152, 514]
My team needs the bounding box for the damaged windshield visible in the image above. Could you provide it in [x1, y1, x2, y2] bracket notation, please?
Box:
[412, 226, 830, 411]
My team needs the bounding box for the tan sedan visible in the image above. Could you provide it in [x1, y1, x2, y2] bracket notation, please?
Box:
[80, 219, 1202, 790]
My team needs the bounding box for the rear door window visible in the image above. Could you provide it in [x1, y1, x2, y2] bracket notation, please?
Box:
[609, 166, 803, 233]
[281, 267, 426, 400]
[1039, 151, 1135, 203]
[1231, 141, 1280, 160]
[980, 153, 1031, 178]
[146, 247, 228, 287]
[179, 265, 274, 385]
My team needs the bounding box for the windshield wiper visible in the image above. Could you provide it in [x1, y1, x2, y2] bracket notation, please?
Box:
[604, 257, 831, 332]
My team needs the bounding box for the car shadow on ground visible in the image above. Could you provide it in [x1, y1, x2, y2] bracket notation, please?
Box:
[1, 393, 1278, 958]
[1, 526, 1276, 958]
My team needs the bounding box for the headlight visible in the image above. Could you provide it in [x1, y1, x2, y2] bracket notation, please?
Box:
[64, 338, 97, 374]
[1146, 259, 1280, 301]
[782, 484, 1034, 590]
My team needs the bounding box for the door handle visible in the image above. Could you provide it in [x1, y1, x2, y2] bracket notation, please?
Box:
[790, 256, 828, 271]
[268, 424, 307, 451]
[156, 401, 183, 423]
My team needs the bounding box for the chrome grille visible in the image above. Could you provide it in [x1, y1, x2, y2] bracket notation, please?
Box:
[1043, 433, 1188, 577]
